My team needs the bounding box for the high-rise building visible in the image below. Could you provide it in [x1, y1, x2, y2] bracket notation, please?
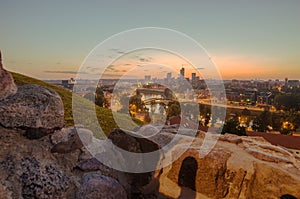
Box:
[167, 72, 172, 80]
[180, 67, 185, 77]
[191, 73, 196, 82]
[145, 75, 151, 82]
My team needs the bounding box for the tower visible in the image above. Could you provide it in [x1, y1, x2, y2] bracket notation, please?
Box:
[191, 73, 196, 82]
[180, 67, 185, 77]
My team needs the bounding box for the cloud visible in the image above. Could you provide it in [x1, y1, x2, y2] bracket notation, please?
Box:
[90, 67, 103, 72]
[44, 70, 88, 74]
[139, 56, 153, 62]
[109, 48, 126, 55]
[139, 58, 149, 62]
[131, 54, 154, 63]
[106, 65, 115, 71]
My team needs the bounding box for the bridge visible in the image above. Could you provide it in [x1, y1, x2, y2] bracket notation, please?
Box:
[143, 98, 173, 105]
[137, 87, 174, 100]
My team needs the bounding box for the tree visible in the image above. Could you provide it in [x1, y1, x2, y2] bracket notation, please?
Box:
[167, 103, 181, 118]
[222, 117, 246, 136]
[274, 93, 300, 111]
[199, 104, 211, 126]
[84, 88, 108, 108]
[129, 93, 145, 113]
[95, 94, 108, 107]
[280, 121, 294, 135]
[95, 87, 108, 107]
[252, 110, 272, 132]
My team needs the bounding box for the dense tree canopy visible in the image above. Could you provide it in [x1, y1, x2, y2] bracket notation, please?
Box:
[166, 102, 181, 119]
[221, 117, 246, 136]
[274, 93, 300, 111]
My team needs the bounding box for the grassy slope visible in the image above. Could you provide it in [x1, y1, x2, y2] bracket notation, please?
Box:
[11, 72, 143, 137]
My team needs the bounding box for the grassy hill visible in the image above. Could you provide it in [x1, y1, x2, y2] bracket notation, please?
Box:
[11, 72, 143, 138]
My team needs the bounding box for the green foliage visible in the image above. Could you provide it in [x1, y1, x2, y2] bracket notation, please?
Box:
[252, 110, 272, 132]
[129, 93, 145, 112]
[11, 72, 143, 137]
[221, 117, 246, 136]
[167, 103, 181, 118]
[274, 93, 300, 111]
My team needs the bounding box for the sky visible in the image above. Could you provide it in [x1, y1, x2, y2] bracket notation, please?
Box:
[0, 0, 299, 80]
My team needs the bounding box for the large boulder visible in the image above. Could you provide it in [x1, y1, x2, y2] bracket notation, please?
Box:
[0, 84, 64, 131]
[0, 50, 17, 100]
[0, 127, 79, 199]
[76, 173, 127, 199]
[105, 128, 162, 198]
[160, 132, 300, 199]
[20, 156, 70, 199]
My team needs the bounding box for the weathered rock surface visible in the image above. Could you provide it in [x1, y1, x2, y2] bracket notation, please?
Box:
[20, 156, 70, 199]
[104, 128, 162, 198]
[0, 84, 64, 131]
[1, 118, 300, 199]
[159, 132, 300, 199]
[76, 173, 127, 199]
[51, 126, 93, 153]
[0, 50, 17, 100]
[0, 127, 79, 199]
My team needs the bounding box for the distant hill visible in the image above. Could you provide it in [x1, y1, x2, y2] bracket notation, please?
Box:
[11, 72, 143, 137]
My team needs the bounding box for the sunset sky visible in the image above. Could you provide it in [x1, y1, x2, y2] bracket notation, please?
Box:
[0, 0, 299, 80]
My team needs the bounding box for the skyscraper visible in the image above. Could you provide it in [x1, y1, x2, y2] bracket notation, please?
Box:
[167, 72, 172, 80]
[145, 75, 151, 82]
[191, 73, 196, 82]
[180, 67, 185, 77]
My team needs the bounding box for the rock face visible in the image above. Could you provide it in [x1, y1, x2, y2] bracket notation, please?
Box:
[0, 84, 64, 131]
[159, 131, 300, 199]
[105, 128, 162, 198]
[20, 156, 70, 199]
[76, 173, 127, 199]
[0, 122, 300, 199]
[0, 127, 79, 199]
[0, 50, 17, 100]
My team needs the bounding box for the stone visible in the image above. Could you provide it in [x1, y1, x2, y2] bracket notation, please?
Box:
[76, 157, 106, 171]
[76, 173, 127, 199]
[51, 126, 93, 153]
[106, 128, 162, 198]
[0, 50, 17, 100]
[51, 126, 93, 145]
[20, 156, 70, 199]
[0, 183, 11, 199]
[159, 132, 300, 199]
[0, 127, 79, 199]
[0, 84, 64, 131]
